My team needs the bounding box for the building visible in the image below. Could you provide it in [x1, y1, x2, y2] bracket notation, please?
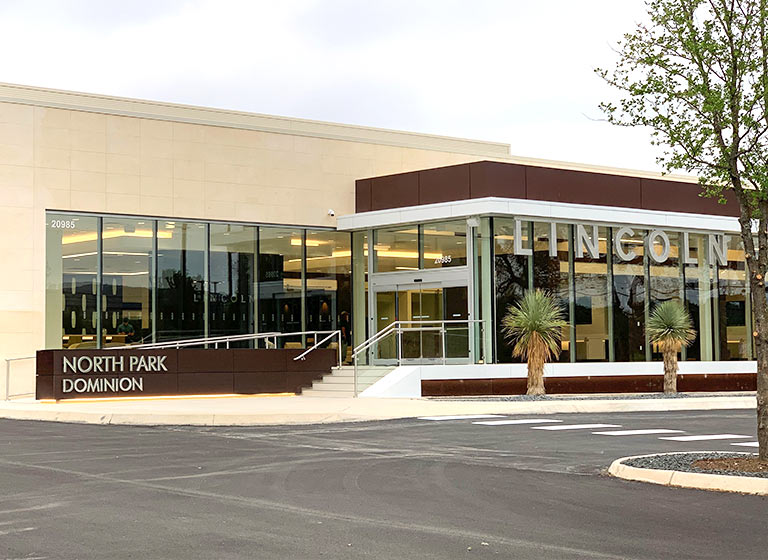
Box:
[0, 83, 755, 399]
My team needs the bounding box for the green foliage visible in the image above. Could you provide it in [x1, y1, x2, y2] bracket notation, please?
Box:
[646, 300, 696, 350]
[501, 290, 567, 363]
[596, 0, 768, 213]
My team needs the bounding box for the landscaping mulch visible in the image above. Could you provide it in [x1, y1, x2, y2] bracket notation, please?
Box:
[623, 452, 768, 479]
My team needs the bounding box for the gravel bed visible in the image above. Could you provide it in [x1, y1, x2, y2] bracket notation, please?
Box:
[623, 452, 768, 479]
[427, 392, 755, 402]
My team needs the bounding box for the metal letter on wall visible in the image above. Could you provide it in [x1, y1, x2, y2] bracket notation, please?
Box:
[514, 219, 532, 256]
[647, 229, 671, 263]
[575, 224, 599, 259]
[681, 232, 697, 265]
[613, 226, 636, 262]
[548, 222, 558, 257]
[708, 234, 728, 267]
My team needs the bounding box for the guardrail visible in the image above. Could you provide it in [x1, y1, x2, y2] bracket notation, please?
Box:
[4, 356, 35, 401]
[351, 320, 485, 396]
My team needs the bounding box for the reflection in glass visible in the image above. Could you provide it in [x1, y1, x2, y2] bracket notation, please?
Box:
[532, 222, 571, 362]
[716, 235, 749, 359]
[259, 227, 303, 346]
[209, 224, 255, 342]
[422, 220, 467, 269]
[46, 214, 99, 348]
[574, 226, 610, 361]
[101, 217, 153, 346]
[156, 221, 206, 341]
[374, 226, 419, 272]
[612, 228, 646, 361]
[494, 218, 529, 363]
[649, 231, 684, 360]
[682, 233, 713, 360]
[305, 230, 352, 356]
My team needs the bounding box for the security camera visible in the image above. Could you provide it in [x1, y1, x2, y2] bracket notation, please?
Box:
[327, 209, 335, 217]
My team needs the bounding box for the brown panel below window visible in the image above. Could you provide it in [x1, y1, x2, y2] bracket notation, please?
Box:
[177, 373, 234, 394]
[421, 374, 756, 396]
[177, 349, 233, 373]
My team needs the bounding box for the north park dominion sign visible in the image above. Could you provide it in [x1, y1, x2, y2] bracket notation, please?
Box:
[58, 352, 171, 396]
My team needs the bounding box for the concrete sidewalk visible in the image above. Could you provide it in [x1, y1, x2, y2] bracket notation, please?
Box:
[0, 392, 757, 426]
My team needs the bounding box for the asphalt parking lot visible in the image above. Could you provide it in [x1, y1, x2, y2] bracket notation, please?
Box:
[1, 410, 766, 559]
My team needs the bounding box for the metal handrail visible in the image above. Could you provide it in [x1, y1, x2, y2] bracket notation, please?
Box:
[4, 356, 35, 401]
[292, 330, 342, 365]
[112, 331, 283, 350]
[352, 320, 485, 396]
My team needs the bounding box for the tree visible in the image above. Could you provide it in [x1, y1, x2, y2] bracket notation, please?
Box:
[647, 300, 696, 393]
[501, 290, 567, 395]
[597, 0, 768, 461]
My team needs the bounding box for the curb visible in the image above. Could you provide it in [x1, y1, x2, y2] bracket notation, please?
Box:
[608, 453, 768, 496]
[0, 395, 757, 426]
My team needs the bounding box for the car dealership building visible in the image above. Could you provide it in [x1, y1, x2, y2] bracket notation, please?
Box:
[0, 83, 756, 399]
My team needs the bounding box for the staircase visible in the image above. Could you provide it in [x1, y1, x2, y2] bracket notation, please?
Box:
[300, 365, 395, 397]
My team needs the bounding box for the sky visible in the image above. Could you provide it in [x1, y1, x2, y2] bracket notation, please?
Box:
[0, 0, 666, 173]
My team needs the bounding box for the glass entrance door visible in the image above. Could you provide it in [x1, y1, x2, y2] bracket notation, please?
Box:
[372, 283, 469, 363]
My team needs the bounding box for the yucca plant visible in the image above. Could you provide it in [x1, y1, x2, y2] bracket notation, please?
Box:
[501, 290, 567, 395]
[647, 300, 696, 394]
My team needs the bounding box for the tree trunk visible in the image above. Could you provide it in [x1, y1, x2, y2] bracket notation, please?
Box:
[662, 347, 677, 394]
[526, 360, 545, 396]
[732, 195, 768, 462]
[748, 264, 768, 462]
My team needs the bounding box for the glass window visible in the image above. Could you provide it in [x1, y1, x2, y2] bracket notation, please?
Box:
[532, 222, 571, 362]
[574, 226, 610, 361]
[716, 235, 749, 360]
[374, 226, 419, 272]
[649, 231, 683, 360]
[494, 218, 529, 363]
[102, 217, 153, 346]
[305, 230, 352, 357]
[612, 228, 646, 361]
[682, 233, 713, 361]
[156, 221, 206, 341]
[422, 220, 467, 269]
[258, 227, 304, 346]
[209, 224, 256, 341]
[45, 213, 99, 349]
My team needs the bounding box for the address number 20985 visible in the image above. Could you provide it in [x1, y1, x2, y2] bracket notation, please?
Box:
[50, 219, 77, 229]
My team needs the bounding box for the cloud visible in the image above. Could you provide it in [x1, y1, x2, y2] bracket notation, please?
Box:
[0, 0, 664, 172]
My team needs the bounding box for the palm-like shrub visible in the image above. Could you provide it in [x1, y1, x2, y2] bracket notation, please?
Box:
[501, 290, 567, 395]
[647, 300, 696, 393]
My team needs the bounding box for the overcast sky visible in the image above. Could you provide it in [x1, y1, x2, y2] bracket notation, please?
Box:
[0, 0, 667, 173]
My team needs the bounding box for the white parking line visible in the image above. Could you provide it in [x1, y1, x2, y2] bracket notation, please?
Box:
[592, 429, 684, 436]
[531, 424, 622, 431]
[659, 434, 751, 441]
[418, 414, 506, 421]
[731, 442, 759, 447]
[473, 419, 563, 426]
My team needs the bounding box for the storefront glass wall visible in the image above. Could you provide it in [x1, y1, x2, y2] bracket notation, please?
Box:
[101, 217, 153, 345]
[422, 220, 467, 269]
[612, 228, 646, 362]
[46, 213, 100, 349]
[493, 218, 529, 363]
[156, 221, 206, 341]
[305, 230, 352, 358]
[209, 224, 256, 342]
[46, 212, 351, 349]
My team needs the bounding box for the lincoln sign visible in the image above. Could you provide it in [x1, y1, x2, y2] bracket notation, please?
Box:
[510, 221, 735, 266]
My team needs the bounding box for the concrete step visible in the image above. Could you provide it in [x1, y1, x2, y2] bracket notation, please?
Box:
[300, 366, 395, 397]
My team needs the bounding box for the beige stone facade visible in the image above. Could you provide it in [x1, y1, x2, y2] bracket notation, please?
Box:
[0, 82, 515, 396]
